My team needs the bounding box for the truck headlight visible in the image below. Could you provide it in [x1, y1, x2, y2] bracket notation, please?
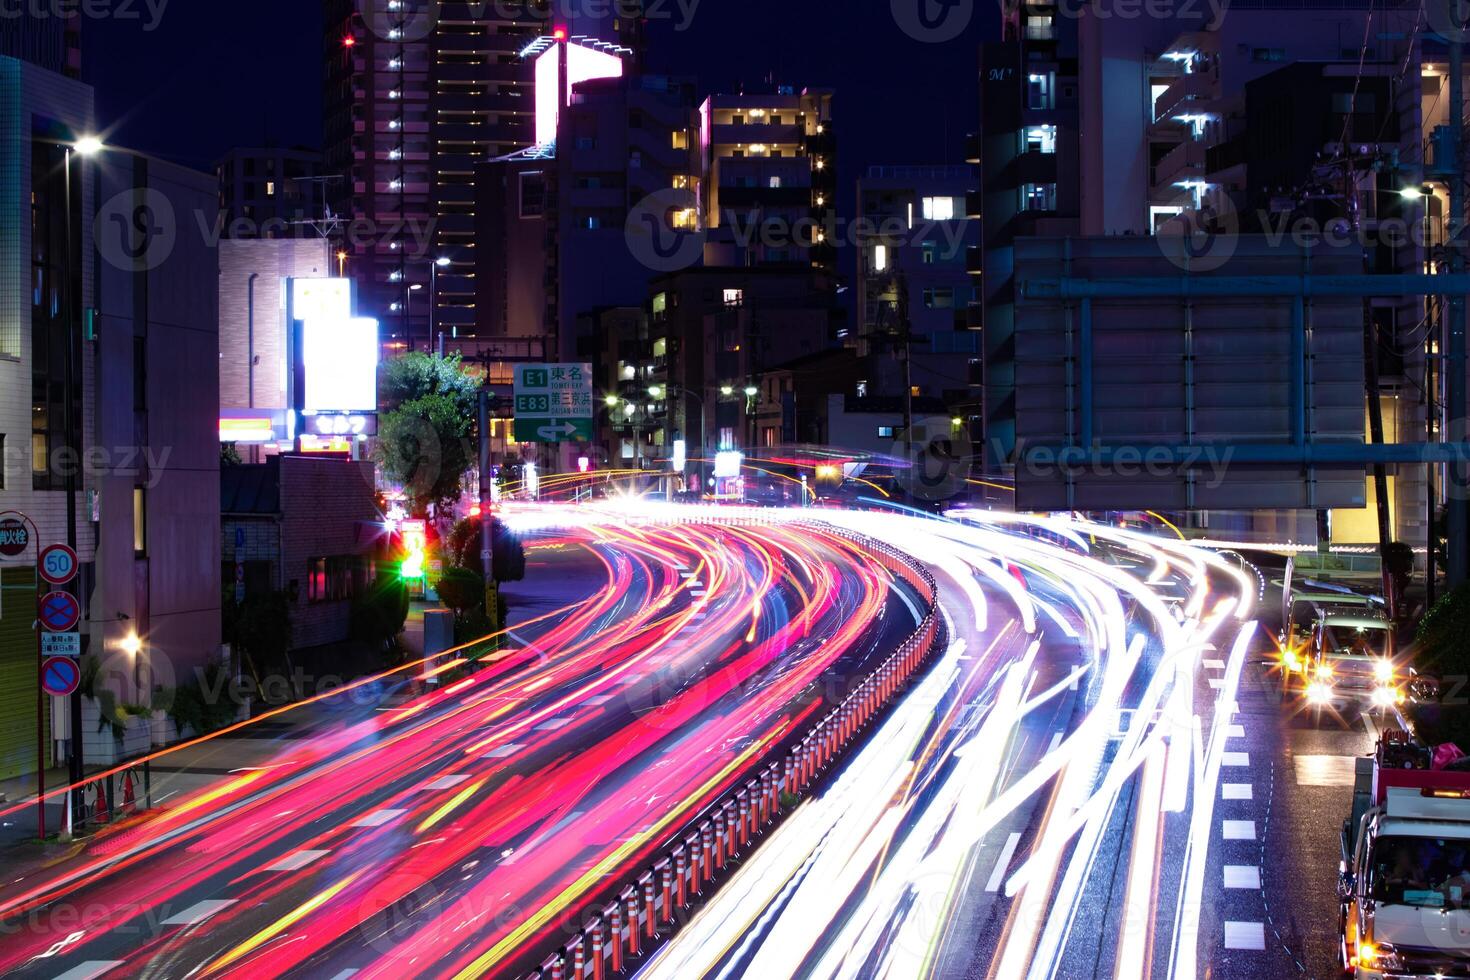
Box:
[1315, 663, 1334, 680]
[1281, 649, 1301, 671]
[1371, 686, 1402, 708]
[1357, 940, 1402, 970]
[1373, 659, 1394, 684]
[1306, 681, 1334, 705]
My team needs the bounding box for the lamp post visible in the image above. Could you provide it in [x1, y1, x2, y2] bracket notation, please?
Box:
[63, 136, 101, 820]
[405, 283, 423, 353]
[648, 384, 708, 492]
[430, 257, 450, 355]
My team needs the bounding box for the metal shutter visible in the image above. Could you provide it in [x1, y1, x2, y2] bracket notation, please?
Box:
[0, 566, 49, 781]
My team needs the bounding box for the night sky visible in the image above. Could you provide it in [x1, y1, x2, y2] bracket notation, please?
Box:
[86, 1, 990, 176]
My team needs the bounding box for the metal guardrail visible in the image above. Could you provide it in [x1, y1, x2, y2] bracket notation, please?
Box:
[516, 519, 944, 980]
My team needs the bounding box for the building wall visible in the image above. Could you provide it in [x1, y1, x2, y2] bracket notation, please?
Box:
[0, 59, 93, 778]
[93, 154, 223, 695]
[856, 165, 980, 407]
[219, 239, 334, 411]
[278, 457, 377, 651]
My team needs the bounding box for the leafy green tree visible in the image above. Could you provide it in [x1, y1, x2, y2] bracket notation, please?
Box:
[1416, 583, 1470, 680]
[376, 393, 475, 514]
[381, 352, 480, 415]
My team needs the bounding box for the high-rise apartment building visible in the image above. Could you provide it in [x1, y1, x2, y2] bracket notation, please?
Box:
[216, 147, 328, 238]
[855, 165, 981, 416]
[702, 87, 837, 272]
[0, 9, 80, 77]
[322, 1, 643, 350]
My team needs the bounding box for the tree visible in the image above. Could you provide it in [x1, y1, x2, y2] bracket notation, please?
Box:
[381, 352, 480, 416]
[351, 574, 410, 658]
[376, 353, 484, 514]
[445, 516, 526, 583]
[1416, 583, 1470, 680]
[376, 393, 476, 514]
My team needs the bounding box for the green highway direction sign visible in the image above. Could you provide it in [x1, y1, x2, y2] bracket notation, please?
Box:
[513, 363, 594, 443]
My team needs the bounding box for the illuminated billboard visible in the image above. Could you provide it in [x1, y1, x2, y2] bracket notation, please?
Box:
[534, 41, 625, 147]
[289, 277, 352, 325]
[303, 317, 380, 414]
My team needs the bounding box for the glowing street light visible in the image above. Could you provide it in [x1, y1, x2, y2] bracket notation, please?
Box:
[648, 385, 665, 399]
[73, 136, 104, 156]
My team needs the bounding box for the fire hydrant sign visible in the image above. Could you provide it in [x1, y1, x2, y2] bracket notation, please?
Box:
[513, 364, 594, 443]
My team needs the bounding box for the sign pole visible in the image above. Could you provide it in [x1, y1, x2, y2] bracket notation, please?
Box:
[478, 391, 499, 632]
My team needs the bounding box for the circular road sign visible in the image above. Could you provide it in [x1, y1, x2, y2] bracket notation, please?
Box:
[39, 591, 81, 632]
[41, 656, 81, 698]
[39, 543, 79, 585]
[0, 518, 29, 559]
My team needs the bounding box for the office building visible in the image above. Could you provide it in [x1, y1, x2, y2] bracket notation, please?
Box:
[215, 147, 330, 238]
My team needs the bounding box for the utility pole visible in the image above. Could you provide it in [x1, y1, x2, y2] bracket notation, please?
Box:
[1449, 13, 1469, 587]
[477, 391, 499, 632]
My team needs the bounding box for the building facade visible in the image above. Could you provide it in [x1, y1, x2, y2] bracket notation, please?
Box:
[215, 147, 329, 238]
[855, 165, 982, 421]
[322, 1, 643, 348]
[0, 57, 222, 778]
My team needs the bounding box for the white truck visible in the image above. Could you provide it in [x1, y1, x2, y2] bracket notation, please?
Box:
[1340, 734, 1470, 976]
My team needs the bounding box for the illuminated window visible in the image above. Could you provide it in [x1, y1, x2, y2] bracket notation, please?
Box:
[723, 289, 744, 307]
[1027, 72, 1054, 109]
[769, 176, 782, 188]
[672, 174, 692, 189]
[672, 130, 689, 149]
[265, 180, 276, 196]
[877, 426, 894, 438]
[921, 196, 958, 221]
[1025, 15, 1054, 39]
[1023, 125, 1057, 154]
[652, 292, 668, 315]
[133, 487, 146, 556]
[873, 244, 888, 272]
[910, 386, 922, 397]
[671, 208, 698, 230]
[1021, 182, 1057, 211]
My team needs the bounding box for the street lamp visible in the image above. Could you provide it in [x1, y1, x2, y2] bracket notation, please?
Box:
[405, 283, 424, 352]
[430, 256, 451, 355]
[650, 384, 708, 486]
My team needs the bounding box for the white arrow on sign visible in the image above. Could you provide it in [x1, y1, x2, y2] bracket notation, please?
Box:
[536, 422, 579, 439]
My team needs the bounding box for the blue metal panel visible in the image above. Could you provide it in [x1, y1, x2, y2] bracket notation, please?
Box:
[1020, 274, 1470, 300]
[1079, 297, 1093, 448]
[1020, 443, 1470, 465]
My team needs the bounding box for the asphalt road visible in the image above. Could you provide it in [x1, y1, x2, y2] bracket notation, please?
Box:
[0, 519, 918, 980]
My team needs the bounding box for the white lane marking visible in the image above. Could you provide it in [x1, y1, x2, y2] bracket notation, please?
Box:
[1207, 678, 1224, 689]
[1202, 659, 1226, 670]
[1222, 820, 1256, 840]
[1225, 724, 1246, 739]
[351, 808, 406, 828]
[1223, 865, 1260, 890]
[162, 899, 237, 926]
[50, 962, 125, 980]
[585, 694, 617, 706]
[326, 971, 359, 980]
[1221, 752, 1250, 767]
[1048, 731, 1064, 754]
[1295, 755, 1359, 787]
[264, 849, 329, 872]
[1362, 712, 1379, 743]
[1223, 921, 1266, 950]
[423, 774, 471, 791]
[984, 832, 1024, 892]
[1221, 783, 1253, 801]
[535, 718, 571, 731]
[483, 743, 521, 759]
